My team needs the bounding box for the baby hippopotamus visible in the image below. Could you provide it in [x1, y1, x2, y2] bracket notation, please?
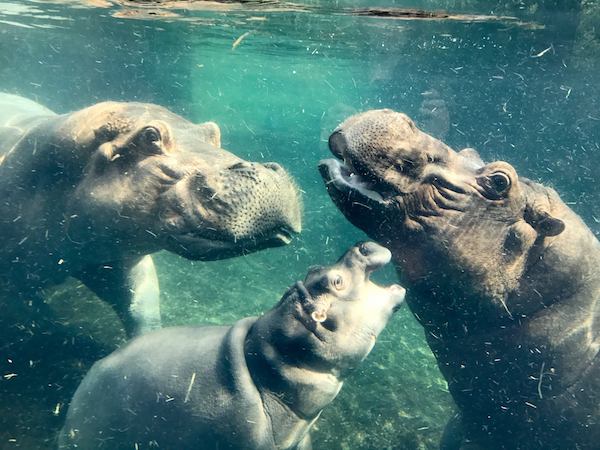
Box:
[59, 242, 405, 450]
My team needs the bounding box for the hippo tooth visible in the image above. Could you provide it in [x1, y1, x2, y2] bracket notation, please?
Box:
[311, 310, 327, 323]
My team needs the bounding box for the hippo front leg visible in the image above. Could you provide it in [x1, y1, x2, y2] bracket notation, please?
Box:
[74, 255, 161, 337]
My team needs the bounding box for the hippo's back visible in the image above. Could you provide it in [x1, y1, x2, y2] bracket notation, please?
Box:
[0, 93, 56, 157]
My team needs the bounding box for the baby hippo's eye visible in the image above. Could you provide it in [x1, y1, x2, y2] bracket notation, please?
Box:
[331, 274, 345, 291]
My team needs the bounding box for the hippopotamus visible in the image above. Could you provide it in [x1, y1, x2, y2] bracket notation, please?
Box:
[58, 242, 405, 449]
[319, 109, 600, 449]
[0, 93, 301, 337]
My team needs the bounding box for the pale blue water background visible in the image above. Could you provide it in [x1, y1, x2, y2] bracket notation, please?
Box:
[0, 1, 598, 448]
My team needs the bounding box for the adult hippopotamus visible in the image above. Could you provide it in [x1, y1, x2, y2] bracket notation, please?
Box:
[0, 93, 301, 337]
[319, 109, 600, 449]
[58, 242, 405, 449]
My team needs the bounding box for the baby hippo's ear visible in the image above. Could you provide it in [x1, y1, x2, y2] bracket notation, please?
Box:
[524, 204, 565, 237]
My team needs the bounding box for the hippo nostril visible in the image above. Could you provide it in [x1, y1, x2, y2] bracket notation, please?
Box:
[358, 242, 372, 256]
[328, 130, 346, 159]
[263, 162, 283, 173]
[355, 242, 391, 270]
[229, 161, 253, 171]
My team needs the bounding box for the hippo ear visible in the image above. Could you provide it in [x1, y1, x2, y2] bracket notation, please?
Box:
[91, 126, 121, 165]
[524, 206, 565, 237]
[197, 121, 221, 148]
[458, 147, 484, 167]
[93, 124, 120, 143]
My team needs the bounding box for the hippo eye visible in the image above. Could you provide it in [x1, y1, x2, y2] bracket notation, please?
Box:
[331, 274, 345, 291]
[489, 171, 511, 194]
[141, 126, 161, 145]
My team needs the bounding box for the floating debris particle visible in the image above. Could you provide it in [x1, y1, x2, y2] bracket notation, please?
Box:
[531, 45, 553, 58]
[184, 372, 196, 403]
[232, 31, 252, 50]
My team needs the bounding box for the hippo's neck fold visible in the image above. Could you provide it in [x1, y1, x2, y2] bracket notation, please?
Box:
[244, 311, 342, 447]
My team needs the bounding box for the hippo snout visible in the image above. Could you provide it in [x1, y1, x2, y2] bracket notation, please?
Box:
[344, 241, 391, 272]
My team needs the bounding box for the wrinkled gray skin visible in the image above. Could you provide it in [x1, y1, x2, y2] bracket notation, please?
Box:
[319, 109, 600, 450]
[0, 93, 301, 337]
[58, 242, 405, 450]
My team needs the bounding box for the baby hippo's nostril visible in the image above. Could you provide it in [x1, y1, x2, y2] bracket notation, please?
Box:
[357, 242, 392, 270]
[358, 242, 374, 256]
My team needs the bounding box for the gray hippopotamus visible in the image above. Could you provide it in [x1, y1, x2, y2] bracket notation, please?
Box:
[58, 242, 405, 449]
[0, 93, 301, 337]
[319, 109, 600, 449]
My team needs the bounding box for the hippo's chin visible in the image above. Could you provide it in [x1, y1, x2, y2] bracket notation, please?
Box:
[165, 229, 294, 261]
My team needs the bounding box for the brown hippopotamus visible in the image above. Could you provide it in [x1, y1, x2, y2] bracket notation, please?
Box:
[58, 242, 405, 450]
[0, 93, 301, 337]
[319, 109, 600, 449]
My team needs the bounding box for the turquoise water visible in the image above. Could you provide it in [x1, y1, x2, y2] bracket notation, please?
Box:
[1, 1, 599, 448]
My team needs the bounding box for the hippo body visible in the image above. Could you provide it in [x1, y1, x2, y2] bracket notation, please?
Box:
[59, 243, 405, 449]
[319, 109, 600, 449]
[0, 93, 301, 337]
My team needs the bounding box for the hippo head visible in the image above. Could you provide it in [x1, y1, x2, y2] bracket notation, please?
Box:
[56, 102, 301, 261]
[270, 242, 405, 375]
[319, 109, 571, 323]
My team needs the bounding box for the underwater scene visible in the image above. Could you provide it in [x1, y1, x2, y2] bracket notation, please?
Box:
[1, 0, 599, 449]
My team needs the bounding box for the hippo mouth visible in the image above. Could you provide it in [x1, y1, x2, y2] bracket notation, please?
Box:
[320, 158, 387, 202]
[165, 225, 297, 261]
[318, 158, 396, 238]
[157, 165, 302, 260]
[318, 158, 393, 209]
